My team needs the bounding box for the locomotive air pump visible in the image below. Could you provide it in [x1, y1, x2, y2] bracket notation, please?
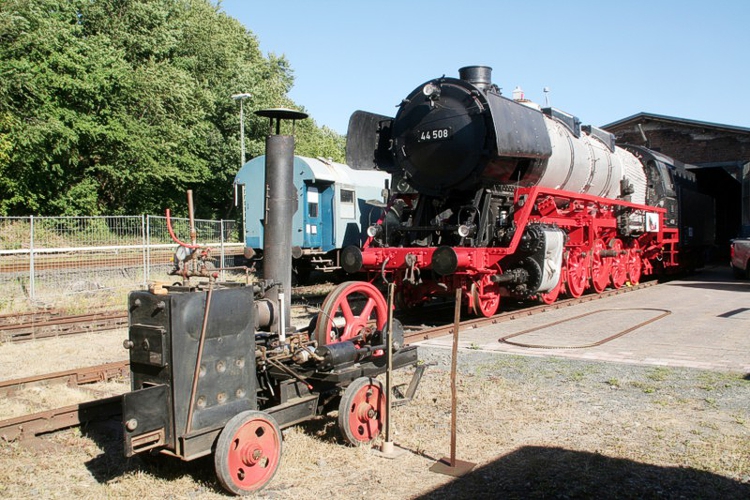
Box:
[121, 108, 425, 495]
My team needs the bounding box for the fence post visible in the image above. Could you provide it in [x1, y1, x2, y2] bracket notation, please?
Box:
[142, 215, 148, 286]
[220, 220, 226, 281]
[29, 215, 35, 301]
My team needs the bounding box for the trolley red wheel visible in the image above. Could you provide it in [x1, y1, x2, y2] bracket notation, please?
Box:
[627, 241, 642, 285]
[214, 411, 282, 495]
[590, 239, 611, 293]
[338, 377, 385, 446]
[314, 281, 388, 346]
[609, 239, 628, 289]
[565, 248, 588, 298]
[470, 273, 501, 317]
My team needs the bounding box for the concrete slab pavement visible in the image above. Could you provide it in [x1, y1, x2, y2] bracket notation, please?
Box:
[417, 266, 750, 374]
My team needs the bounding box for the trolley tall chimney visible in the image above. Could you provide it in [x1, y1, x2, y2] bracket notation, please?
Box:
[255, 108, 308, 333]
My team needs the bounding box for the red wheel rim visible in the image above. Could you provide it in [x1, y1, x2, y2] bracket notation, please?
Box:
[343, 380, 385, 444]
[590, 239, 611, 293]
[315, 281, 388, 345]
[224, 417, 280, 492]
[609, 239, 628, 289]
[565, 248, 588, 298]
[627, 241, 642, 284]
[471, 273, 500, 317]
[540, 276, 562, 304]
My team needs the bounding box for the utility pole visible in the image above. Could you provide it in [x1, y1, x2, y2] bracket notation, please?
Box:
[231, 93, 252, 166]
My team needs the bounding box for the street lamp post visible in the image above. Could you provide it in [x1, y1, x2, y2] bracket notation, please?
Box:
[231, 93, 252, 166]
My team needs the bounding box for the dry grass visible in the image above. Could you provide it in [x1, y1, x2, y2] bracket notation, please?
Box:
[0, 330, 128, 380]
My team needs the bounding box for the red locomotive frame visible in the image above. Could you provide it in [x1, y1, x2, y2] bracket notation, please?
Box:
[357, 186, 678, 317]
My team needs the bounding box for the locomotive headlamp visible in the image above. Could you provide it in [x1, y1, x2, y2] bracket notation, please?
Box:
[457, 224, 475, 238]
[422, 82, 441, 99]
[367, 224, 382, 238]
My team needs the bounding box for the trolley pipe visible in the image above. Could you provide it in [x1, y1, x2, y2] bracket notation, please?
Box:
[165, 209, 201, 249]
[187, 189, 197, 246]
[263, 134, 296, 331]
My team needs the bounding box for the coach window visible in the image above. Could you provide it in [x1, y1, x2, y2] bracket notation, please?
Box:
[340, 189, 355, 219]
[308, 187, 319, 218]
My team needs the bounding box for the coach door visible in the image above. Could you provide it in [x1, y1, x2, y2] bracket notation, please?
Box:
[303, 185, 324, 249]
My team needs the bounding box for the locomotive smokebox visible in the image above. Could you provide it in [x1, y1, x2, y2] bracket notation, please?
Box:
[255, 108, 308, 332]
[458, 65, 493, 90]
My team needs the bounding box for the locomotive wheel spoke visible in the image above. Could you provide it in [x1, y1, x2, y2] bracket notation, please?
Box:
[214, 411, 282, 495]
[627, 241, 642, 285]
[471, 274, 501, 317]
[590, 239, 611, 294]
[337, 377, 385, 446]
[565, 249, 588, 298]
[315, 281, 388, 346]
[609, 239, 628, 289]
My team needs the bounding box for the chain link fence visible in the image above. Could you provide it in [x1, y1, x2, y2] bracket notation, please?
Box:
[0, 215, 243, 312]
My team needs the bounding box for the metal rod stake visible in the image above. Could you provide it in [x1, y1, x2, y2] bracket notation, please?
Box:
[186, 281, 213, 433]
[450, 287, 461, 467]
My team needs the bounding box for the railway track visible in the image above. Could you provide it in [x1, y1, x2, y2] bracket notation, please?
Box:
[402, 280, 657, 344]
[0, 361, 129, 442]
[0, 310, 129, 342]
[0, 281, 657, 444]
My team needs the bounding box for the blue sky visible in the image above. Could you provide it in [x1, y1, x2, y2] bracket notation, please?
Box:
[220, 0, 750, 135]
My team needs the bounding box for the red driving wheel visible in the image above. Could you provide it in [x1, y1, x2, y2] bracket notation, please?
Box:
[590, 239, 611, 293]
[565, 248, 588, 298]
[539, 276, 562, 304]
[338, 377, 385, 445]
[627, 240, 643, 285]
[314, 281, 388, 346]
[214, 411, 282, 495]
[609, 239, 628, 289]
[470, 273, 501, 317]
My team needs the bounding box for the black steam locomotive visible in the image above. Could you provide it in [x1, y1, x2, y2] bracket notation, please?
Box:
[343, 66, 714, 315]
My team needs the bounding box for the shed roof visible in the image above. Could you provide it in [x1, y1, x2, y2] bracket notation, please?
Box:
[603, 112, 750, 135]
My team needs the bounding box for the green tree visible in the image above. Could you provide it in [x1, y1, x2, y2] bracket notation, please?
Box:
[0, 0, 345, 218]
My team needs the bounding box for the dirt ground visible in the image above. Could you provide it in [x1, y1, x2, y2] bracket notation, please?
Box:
[1, 323, 749, 499]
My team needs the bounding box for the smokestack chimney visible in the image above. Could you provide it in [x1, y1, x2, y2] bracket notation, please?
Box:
[255, 108, 308, 334]
[458, 66, 493, 91]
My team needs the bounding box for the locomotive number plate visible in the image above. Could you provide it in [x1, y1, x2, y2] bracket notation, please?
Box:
[417, 127, 452, 142]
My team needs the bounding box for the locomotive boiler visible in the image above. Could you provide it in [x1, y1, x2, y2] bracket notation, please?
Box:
[121, 109, 423, 495]
[342, 66, 712, 316]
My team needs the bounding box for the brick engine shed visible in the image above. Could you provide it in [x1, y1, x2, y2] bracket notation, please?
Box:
[603, 113, 750, 258]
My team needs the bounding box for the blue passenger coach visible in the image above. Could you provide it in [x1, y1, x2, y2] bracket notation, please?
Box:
[235, 155, 390, 280]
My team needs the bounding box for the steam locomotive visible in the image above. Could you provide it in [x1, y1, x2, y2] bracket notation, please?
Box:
[342, 66, 714, 316]
[122, 109, 423, 495]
